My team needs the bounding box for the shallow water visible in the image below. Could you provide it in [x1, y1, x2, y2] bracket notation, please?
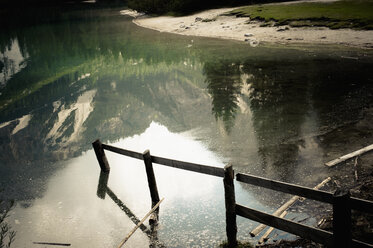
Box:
[0, 5, 372, 247]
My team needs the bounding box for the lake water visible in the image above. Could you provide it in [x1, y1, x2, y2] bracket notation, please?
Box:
[1, 5, 373, 247]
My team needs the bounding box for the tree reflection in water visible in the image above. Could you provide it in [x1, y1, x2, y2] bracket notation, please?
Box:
[204, 60, 242, 133]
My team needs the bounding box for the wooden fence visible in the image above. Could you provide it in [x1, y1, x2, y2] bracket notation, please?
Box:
[92, 139, 373, 248]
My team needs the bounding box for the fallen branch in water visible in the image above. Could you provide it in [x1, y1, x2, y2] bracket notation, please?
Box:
[325, 144, 373, 167]
[258, 211, 288, 244]
[354, 156, 359, 181]
[250, 177, 331, 237]
[117, 198, 164, 248]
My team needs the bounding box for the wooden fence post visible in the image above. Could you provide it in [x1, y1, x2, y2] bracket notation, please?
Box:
[97, 171, 110, 199]
[333, 188, 351, 248]
[92, 139, 110, 172]
[143, 150, 160, 207]
[224, 164, 237, 247]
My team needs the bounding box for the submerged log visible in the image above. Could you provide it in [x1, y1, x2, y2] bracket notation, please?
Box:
[32, 242, 71, 246]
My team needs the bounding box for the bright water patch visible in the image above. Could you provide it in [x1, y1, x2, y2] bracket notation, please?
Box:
[8, 122, 273, 247]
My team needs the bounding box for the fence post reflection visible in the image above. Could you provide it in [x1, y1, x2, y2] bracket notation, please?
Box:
[97, 170, 109, 199]
[95, 175, 165, 247]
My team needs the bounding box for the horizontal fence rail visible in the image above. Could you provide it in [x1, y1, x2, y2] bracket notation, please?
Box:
[350, 198, 373, 214]
[236, 173, 334, 203]
[102, 143, 225, 177]
[151, 155, 225, 178]
[236, 173, 373, 214]
[236, 204, 334, 247]
[93, 140, 373, 248]
[236, 204, 372, 248]
[102, 144, 143, 160]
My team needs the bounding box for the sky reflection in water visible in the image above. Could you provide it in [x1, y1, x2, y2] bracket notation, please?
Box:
[9, 122, 272, 247]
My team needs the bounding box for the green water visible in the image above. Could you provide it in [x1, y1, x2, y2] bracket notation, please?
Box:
[1, 5, 373, 247]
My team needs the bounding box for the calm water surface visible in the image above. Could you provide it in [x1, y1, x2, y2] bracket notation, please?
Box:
[1, 5, 373, 247]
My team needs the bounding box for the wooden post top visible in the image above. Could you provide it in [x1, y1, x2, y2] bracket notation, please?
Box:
[333, 188, 350, 198]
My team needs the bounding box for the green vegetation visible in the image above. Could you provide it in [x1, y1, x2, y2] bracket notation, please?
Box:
[127, 0, 229, 15]
[127, 0, 289, 15]
[227, 0, 373, 30]
[202, 17, 217, 22]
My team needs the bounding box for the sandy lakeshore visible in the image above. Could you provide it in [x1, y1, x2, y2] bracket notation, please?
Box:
[123, 3, 373, 49]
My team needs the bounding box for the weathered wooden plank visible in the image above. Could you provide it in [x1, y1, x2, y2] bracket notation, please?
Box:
[236, 174, 333, 203]
[258, 211, 288, 244]
[350, 197, 373, 214]
[237, 173, 373, 214]
[143, 150, 160, 206]
[102, 144, 143, 160]
[333, 189, 351, 248]
[236, 204, 333, 247]
[152, 156, 225, 177]
[352, 240, 373, 248]
[101, 144, 224, 177]
[325, 144, 373, 167]
[248, 177, 331, 237]
[250, 195, 300, 237]
[92, 139, 110, 172]
[223, 164, 237, 247]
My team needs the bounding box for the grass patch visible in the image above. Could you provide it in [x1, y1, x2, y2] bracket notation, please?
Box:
[227, 0, 373, 30]
[202, 17, 217, 22]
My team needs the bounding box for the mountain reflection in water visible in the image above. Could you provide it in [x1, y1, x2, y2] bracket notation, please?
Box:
[0, 5, 373, 247]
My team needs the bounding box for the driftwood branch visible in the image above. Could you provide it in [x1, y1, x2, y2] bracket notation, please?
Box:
[325, 144, 373, 167]
[354, 156, 359, 181]
[117, 198, 164, 248]
[33, 242, 71, 246]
